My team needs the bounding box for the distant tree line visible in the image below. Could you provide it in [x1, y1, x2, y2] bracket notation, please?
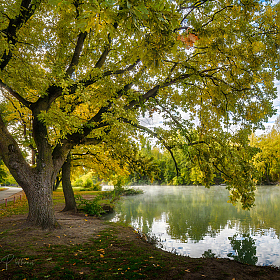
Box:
[250, 116, 280, 185]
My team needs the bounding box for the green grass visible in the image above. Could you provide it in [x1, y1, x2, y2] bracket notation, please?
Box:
[0, 189, 117, 218]
[0, 197, 29, 217]
[0, 191, 68, 218]
[55, 186, 83, 192]
[0, 192, 68, 218]
[0, 186, 141, 219]
[0, 187, 8, 191]
[0, 225, 177, 279]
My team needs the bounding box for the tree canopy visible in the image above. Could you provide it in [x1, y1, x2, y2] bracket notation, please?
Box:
[0, 0, 279, 228]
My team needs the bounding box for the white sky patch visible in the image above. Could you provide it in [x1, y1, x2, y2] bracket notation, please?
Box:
[140, 112, 164, 129]
[257, 80, 280, 134]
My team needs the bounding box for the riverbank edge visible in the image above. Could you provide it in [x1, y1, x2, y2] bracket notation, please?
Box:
[1, 213, 280, 280]
[1, 197, 280, 279]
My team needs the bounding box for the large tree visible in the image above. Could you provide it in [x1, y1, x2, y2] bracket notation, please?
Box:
[0, 0, 278, 228]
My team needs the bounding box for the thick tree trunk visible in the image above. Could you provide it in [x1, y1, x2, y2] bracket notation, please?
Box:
[11, 165, 60, 229]
[62, 153, 76, 212]
[25, 177, 59, 229]
[0, 114, 71, 229]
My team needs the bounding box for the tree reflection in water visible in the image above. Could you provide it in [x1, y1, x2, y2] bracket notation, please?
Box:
[108, 185, 280, 266]
[227, 234, 258, 265]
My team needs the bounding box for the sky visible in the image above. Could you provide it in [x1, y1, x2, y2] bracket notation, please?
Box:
[261, 0, 280, 132]
[261, 80, 280, 133]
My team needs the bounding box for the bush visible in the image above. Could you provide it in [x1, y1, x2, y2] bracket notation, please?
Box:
[73, 178, 83, 189]
[73, 173, 102, 191]
[80, 182, 102, 191]
[75, 194, 105, 216]
[84, 177, 93, 188]
[112, 186, 143, 196]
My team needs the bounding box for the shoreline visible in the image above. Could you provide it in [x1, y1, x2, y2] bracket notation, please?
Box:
[1, 202, 280, 279]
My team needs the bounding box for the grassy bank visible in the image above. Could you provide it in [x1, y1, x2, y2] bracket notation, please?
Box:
[1, 221, 280, 279]
[0, 187, 142, 218]
[1, 223, 199, 279]
[1, 190, 280, 279]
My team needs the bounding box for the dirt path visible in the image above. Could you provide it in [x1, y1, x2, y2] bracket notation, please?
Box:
[0, 205, 109, 250]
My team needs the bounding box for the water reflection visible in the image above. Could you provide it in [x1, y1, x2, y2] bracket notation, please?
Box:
[227, 234, 258, 265]
[107, 185, 280, 267]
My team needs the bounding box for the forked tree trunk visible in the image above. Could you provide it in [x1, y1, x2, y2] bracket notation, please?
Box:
[0, 113, 72, 229]
[62, 153, 77, 212]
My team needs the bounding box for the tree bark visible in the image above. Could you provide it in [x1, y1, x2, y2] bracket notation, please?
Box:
[53, 175, 61, 191]
[62, 153, 77, 212]
[0, 114, 65, 229]
[25, 173, 59, 229]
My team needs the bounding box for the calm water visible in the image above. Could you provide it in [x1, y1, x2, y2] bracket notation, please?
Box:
[105, 185, 280, 267]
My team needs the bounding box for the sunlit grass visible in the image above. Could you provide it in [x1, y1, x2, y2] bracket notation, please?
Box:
[54, 186, 82, 192]
[0, 187, 136, 218]
[55, 186, 105, 195]
[0, 192, 67, 218]
[0, 189, 111, 218]
[52, 191, 66, 205]
[0, 196, 29, 218]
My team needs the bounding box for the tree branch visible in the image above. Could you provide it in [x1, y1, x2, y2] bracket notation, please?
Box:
[0, 0, 42, 70]
[0, 79, 32, 108]
[94, 23, 119, 69]
[80, 59, 140, 88]
[66, 31, 88, 77]
[179, 0, 211, 24]
[202, 5, 233, 28]
[126, 73, 192, 110]
[94, 46, 111, 69]
[87, 82, 133, 125]
[51, 82, 134, 162]
[120, 118, 179, 177]
[0, 112, 31, 180]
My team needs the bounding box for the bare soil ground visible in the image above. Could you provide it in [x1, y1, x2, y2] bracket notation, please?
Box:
[1, 194, 280, 279]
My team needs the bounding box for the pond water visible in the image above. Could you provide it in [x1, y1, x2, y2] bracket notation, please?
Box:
[104, 185, 280, 267]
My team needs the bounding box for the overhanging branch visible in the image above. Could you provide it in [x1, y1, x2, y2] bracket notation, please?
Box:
[202, 5, 233, 28]
[120, 118, 180, 177]
[125, 73, 192, 110]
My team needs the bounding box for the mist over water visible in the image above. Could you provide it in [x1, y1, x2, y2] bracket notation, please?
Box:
[106, 185, 280, 267]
